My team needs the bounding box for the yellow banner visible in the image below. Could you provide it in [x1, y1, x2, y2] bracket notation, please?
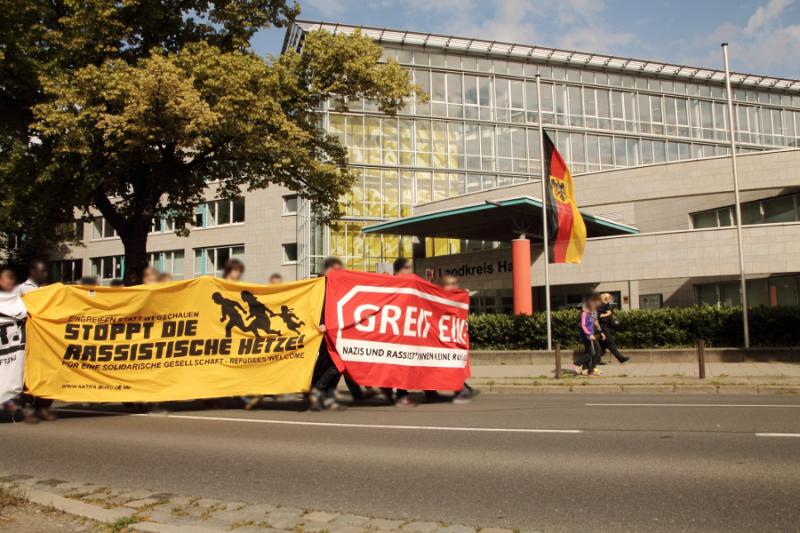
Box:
[23, 276, 325, 402]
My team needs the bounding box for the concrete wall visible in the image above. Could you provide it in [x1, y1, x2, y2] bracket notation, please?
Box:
[64, 186, 298, 284]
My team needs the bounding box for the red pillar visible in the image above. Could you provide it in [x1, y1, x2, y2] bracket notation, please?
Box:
[512, 237, 532, 315]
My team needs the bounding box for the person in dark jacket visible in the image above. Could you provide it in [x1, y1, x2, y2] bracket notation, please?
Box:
[598, 293, 630, 364]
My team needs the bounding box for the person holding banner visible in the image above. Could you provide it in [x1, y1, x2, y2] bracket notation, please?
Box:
[441, 274, 476, 404]
[15, 259, 56, 422]
[309, 257, 347, 411]
[1, 265, 22, 416]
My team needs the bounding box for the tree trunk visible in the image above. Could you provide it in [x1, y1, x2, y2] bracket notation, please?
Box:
[121, 222, 150, 286]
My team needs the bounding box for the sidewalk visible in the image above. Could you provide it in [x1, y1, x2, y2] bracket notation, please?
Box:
[0, 474, 522, 533]
[468, 362, 800, 393]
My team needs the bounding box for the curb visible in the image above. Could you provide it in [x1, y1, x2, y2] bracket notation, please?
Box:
[26, 487, 133, 523]
[480, 383, 800, 394]
[134, 522, 223, 533]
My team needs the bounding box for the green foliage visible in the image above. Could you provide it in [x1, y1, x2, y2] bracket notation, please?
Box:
[468, 306, 800, 350]
[0, 1, 418, 282]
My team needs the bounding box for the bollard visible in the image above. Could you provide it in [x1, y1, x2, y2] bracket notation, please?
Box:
[554, 342, 562, 380]
[697, 340, 706, 379]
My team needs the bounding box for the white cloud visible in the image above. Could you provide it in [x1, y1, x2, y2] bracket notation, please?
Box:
[744, 0, 793, 35]
[677, 0, 800, 77]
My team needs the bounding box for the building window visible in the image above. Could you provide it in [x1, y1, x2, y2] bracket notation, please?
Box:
[91, 217, 117, 240]
[282, 243, 298, 263]
[691, 193, 800, 228]
[283, 195, 299, 215]
[193, 198, 245, 228]
[50, 259, 82, 284]
[639, 294, 663, 310]
[193, 245, 244, 277]
[91, 255, 125, 285]
[150, 217, 176, 234]
[147, 250, 185, 280]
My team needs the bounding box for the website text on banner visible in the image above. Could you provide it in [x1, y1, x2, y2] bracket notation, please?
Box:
[325, 269, 470, 391]
[0, 292, 28, 403]
[23, 277, 325, 402]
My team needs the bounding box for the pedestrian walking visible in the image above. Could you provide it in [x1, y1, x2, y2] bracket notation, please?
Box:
[598, 293, 630, 364]
[574, 295, 602, 376]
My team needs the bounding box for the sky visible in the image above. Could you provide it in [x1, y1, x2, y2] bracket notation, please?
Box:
[250, 0, 800, 79]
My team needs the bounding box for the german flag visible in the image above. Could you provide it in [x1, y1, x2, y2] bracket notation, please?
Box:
[543, 131, 586, 263]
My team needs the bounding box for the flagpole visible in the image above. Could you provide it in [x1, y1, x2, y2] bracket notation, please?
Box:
[535, 74, 553, 351]
[721, 43, 750, 349]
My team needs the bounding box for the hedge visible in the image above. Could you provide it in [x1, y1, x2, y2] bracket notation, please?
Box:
[468, 306, 800, 350]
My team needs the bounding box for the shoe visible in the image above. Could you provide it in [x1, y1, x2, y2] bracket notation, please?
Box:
[242, 396, 262, 410]
[308, 388, 324, 411]
[453, 387, 478, 404]
[394, 395, 417, 407]
[22, 406, 38, 424]
[573, 365, 586, 376]
[618, 356, 631, 364]
[37, 408, 58, 422]
[2, 400, 19, 415]
[424, 391, 446, 403]
[597, 360, 608, 365]
[591, 369, 603, 376]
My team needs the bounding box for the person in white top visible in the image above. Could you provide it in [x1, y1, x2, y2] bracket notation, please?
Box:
[15, 258, 57, 423]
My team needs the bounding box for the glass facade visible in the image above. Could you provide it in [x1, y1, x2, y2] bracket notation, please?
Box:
[293, 24, 800, 275]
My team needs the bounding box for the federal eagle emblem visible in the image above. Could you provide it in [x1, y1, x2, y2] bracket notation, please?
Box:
[549, 176, 569, 203]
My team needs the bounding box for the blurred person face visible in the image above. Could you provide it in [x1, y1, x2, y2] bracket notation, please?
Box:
[225, 267, 244, 282]
[29, 261, 48, 285]
[441, 275, 460, 291]
[601, 293, 613, 305]
[142, 267, 159, 284]
[0, 270, 16, 292]
[157, 273, 173, 283]
[323, 262, 343, 275]
[269, 274, 283, 284]
[397, 261, 413, 275]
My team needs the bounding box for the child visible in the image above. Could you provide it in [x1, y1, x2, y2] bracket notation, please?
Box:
[575, 295, 601, 376]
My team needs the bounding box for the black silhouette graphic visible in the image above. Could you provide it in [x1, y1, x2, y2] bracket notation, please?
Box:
[241, 291, 282, 337]
[212, 292, 249, 337]
[274, 305, 306, 334]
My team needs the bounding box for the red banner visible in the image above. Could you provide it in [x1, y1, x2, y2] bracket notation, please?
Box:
[324, 269, 470, 391]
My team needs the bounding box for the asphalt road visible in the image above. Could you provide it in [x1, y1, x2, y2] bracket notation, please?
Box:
[2, 393, 800, 532]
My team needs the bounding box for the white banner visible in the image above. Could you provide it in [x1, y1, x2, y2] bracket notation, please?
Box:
[0, 292, 27, 403]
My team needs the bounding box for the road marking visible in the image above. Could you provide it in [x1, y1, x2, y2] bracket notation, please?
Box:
[755, 433, 800, 438]
[56, 408, 582, 434]
[586, 403, 800, 408]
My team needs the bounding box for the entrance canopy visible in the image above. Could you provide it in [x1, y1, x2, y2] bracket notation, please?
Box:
[362, 195, 638, 242]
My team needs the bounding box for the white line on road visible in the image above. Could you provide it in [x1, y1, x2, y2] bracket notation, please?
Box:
[586, 403, 800, 408]
[56, 408, 582, 434]
[755, 433, 800, 438]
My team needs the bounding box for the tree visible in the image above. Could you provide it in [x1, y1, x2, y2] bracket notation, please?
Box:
[0, 1, 418, 283]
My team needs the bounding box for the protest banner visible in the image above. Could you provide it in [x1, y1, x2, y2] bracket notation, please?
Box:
[325, 269, 470, 391]
[0, 292, 28, 403]
[23, 276, 325, 402]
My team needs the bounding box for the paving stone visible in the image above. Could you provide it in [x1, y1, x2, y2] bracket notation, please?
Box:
[303, 511, 340, 523]
[436, 526, 475, 533]
[302, 521, 334, 532]
[274, 505, 304, 517]
[326, 526, 372, 533]
[366, 518, 406, 530]
[264, 513, 303, 530]
[126, 497, 161, 509]
[169, 495, 196, 506]
[330, 514, 370, 527]
[478, 529, 515, 533]
[222, 500, 248, 510]
[194, 498, 224, 508]
[402, 521, 440, 532]
[35, 478, 68, 487]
